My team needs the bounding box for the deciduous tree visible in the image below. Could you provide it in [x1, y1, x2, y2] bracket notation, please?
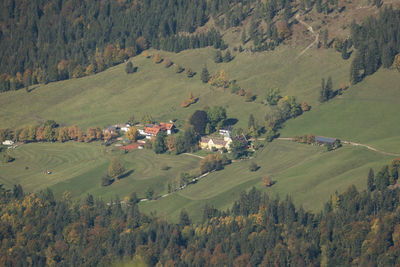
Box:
[108, 158, 125, 179]
[126, 127, 138, 141]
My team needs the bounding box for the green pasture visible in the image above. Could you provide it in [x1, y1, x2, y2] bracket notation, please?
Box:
[0, 142, 200, 201]
[141, 140, 393, 222]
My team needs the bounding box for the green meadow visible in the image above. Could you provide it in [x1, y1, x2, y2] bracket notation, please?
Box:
[0, 45, 398, 222]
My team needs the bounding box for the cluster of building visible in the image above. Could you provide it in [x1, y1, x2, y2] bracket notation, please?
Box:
[199, 127, 248, 152]
[103, 122, 175, 139]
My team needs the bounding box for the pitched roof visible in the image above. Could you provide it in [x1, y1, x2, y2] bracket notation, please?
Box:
[144, 125, 161, 135]
[200, 137, 210, 143]
[160, 122, 174, 130]
[211, 139, 227, 146]
[316, 136, 336, 144]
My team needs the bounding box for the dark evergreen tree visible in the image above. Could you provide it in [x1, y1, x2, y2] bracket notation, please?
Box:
[153, 131, 167, 154]
[367, 168, 375, 192]
[214, 50, 223, 63]
[189, 110, 208, 135]
[223, 50, 232, 62]
[200, 66, 210, 83]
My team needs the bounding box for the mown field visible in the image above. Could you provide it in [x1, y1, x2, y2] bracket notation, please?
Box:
[0, 45, 348, 131]
[0, 142, 200, 201]
[0, 45, 398, 222]
[141, 140, 393, 222]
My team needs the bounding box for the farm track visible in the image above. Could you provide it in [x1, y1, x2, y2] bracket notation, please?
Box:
[277, 137, 400, 157]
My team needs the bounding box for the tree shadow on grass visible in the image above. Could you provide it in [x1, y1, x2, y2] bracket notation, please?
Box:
[118, 169, 134, 179]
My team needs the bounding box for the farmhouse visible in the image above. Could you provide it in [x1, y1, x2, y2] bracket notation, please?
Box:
[315, 136, 337, 145]
[200, 136, 232, 151]
[2, 140, 14, 146]
[139, 123, 175, 139]
[219, 126, 233, 138]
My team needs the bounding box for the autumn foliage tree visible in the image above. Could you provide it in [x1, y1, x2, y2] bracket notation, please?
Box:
[262, 174, 273, 187]
[108, 158, 125, 179]
[208, 70, 229, 88]
[153, 53, 162, 63]
[126, 127, 138, 141]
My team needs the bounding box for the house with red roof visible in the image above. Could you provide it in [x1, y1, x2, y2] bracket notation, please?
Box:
[139, 123, 175, 139]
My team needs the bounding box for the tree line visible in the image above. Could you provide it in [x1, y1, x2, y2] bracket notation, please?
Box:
[350, 6, 400, 84]
[0, 0, 260, 92]
[0, 159, 399, 266]
[0, 120, 109, 144]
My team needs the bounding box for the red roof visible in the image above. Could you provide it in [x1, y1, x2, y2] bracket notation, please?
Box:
[160, 122, 173, 130]
[144, 123, 173, 136]
[144, 125, 161, 135]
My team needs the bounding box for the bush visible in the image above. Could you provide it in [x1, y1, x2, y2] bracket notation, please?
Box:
[153, 53, 163, 63]
[186, 68, 195, 78]
[160, 164, 170, 171]
[101, 175, 114, 186]
[262, 174, 273, 187]
[163, 58, 173, 68]
[2, 154, 15, 163]
[175, 65, 184, 73]
[249, 162, 259, 172]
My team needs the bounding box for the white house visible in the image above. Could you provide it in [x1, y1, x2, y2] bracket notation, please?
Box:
[120, 123, 131, 132]
[2, 140, 14, 146]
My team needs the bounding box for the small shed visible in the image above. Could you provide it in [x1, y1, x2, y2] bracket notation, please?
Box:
[2, 140, 14, 146]
[315, 136, 337, 145]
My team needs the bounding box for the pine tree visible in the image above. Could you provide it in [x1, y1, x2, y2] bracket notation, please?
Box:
[319, 78, 326, 103]
[367, 168, 375, 192]
[214, 50, 223, 63]
[248, 114, 255, 130]
[201, 66, 210, 83]
[241, 29, 247, 44]
[326, 76, 333, 99]
[223, 50, 232, 62]
[153, 131, 167, 154]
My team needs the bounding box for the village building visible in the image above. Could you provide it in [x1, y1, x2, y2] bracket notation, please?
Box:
[2, 140, 14, 146]
[200, 136, 232, 151]
[120, 123, 131, 132]
[138, 123, 175, 139]
[315, 136, 337, 145]
[219, 126, 233, 138]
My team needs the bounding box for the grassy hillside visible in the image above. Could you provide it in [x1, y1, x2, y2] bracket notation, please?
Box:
[141, 140, 393, 222]
[0, 45, 398, 222]
[281, 69, 400, 153]
[0, 142, 199, 201]
[0, 46, 348, 131]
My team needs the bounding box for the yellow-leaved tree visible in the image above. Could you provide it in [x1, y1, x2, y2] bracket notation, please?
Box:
[126, 126, 138, 141]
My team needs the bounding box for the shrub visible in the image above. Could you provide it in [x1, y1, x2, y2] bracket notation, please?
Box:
[153, 53, 163, 63]
[101, 175, 114, 186]
[186, 68, 195, 78]
[2, 154, 15, 163]
[175, 65, 184, 73]
[249, 162, 259, 172]
[163, 58, 173, 68]
[262, 174, 273, 187]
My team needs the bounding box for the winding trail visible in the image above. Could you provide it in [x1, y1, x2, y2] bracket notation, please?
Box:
[277, 137, 400, 157]
[295, 14, 319, 59]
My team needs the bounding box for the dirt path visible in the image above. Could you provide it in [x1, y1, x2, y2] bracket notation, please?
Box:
[295, 14, 319, 59]
[183, 152, 204, 159]
[343, 141, 400, 157]
[277, 137, 400, 157]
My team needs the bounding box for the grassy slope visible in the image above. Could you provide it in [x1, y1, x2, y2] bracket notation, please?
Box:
[0, 142, 199, 201]
[141, 140, 393, 222]
[0, 46, 399, 222]
[0, 46, 349, 131]
[281, 68, 400, 153]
